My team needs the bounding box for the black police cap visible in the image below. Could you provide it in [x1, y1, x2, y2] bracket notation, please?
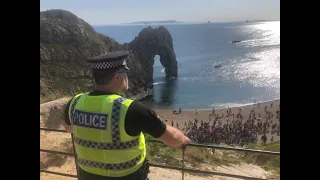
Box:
[87, 51, 130, 70]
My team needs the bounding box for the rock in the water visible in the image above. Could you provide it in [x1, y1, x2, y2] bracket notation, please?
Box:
[40, 9, 177, 103]
[232, 40, 241, 44]
[129, 26, 178, 87]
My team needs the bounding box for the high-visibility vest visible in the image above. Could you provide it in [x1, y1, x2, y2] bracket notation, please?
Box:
[68, 92, 146, 177]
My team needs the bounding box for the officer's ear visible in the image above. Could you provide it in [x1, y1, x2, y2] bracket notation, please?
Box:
[113, 72, 124, 82]
[113, 73, 119, 80]
[116, 71, 127, 79]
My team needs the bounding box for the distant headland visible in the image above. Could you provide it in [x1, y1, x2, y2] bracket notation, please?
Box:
[123, 20, 183, 25]
[246, 20, 278, 22]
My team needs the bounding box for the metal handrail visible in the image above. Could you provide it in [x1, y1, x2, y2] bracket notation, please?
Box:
[40, 149, 73, 156]
[40, 127, 280, 155]
[147, 139, 280, 155]
[40, 170, 77, 178]
[40, 127, 279, 179]
[40, 162, 265, 180]
[40, 127, 66, 133]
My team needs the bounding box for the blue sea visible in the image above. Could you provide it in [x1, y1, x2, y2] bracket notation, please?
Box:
[94, 21, 280, 110]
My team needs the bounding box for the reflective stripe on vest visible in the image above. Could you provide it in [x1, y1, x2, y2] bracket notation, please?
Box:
[68, 93, 146, 177]
[78, 155, 141, 170]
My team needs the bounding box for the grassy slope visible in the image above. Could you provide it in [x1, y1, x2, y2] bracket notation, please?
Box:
[144, 133, 280, 174]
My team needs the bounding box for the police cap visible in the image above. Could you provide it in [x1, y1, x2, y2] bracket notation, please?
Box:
[87, 51, 130, 71]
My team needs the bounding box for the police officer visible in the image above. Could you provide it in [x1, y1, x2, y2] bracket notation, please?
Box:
[64, 51, 190, 180]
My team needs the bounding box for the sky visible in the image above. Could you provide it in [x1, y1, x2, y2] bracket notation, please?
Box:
[40, 0, 280, 25]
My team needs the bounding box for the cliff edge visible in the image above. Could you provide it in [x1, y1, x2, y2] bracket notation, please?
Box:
[40, 9, 177, 103]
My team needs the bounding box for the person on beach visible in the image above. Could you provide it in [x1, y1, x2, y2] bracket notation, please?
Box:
[261, 134, 267, 144]
[63, 51, 190, 180]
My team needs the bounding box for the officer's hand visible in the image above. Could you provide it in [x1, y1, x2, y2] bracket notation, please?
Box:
[184, 136, 191, 144]
[180, 136, 191, 150]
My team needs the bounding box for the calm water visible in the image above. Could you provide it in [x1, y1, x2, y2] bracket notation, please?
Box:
[94, 21, 280, 109]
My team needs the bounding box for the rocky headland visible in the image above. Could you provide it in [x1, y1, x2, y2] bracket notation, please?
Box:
[40, 9, 177, 103]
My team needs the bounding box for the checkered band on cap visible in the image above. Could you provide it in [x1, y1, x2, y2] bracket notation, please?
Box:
[91, 59, 124, 69]
[78, 155, 141, 170]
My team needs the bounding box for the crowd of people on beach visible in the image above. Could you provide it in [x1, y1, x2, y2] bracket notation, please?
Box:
[171, 103, 280, 146]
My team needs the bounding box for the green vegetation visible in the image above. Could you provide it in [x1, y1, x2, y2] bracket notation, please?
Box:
[242, 142, 280, 173]
[145, 133, 280, 174]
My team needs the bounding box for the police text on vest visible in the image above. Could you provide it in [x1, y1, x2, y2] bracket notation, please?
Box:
[72, 110, 108, 130]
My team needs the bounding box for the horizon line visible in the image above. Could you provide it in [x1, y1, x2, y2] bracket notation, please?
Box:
[39, 10, 279, 26]
[92, 20, 280, 26]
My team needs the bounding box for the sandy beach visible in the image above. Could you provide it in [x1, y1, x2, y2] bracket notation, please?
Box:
[40, 98, 280, 180]
[156, 99, 280, 143]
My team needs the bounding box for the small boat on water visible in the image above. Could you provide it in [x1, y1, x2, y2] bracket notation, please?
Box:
[232, 40, 241, 44]
[214, 64, 223, 68]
